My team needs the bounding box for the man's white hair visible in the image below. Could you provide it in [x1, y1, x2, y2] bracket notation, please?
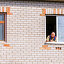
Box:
[51, 32, 55, 35]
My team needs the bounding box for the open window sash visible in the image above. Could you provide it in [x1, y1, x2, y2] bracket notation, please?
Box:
[57, 16, 64, 42]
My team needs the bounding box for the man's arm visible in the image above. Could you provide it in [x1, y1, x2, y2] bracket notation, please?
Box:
[55, 36, 57, 42]
[46, 35, 50, 42]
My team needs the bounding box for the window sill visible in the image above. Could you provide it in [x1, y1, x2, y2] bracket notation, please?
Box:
[45, 42, 64, 45]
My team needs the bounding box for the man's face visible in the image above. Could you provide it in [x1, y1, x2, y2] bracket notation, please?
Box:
[51, 33, 55, 38]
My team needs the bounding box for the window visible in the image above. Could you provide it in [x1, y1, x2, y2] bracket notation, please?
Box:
[0, 13, 5, 41]
[46, 15, 64, 43]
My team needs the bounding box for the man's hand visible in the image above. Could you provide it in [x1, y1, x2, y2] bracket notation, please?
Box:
[46, 40, 49, 42]
[50, 40, 53, 42]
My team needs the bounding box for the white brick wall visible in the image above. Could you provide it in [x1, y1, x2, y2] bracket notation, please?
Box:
[0, 1, 63, 64]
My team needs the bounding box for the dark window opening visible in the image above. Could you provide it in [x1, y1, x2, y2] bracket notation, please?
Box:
[46, 16, 56, 38]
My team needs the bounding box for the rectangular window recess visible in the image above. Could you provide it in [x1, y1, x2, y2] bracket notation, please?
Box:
[45, 14, 64, 44]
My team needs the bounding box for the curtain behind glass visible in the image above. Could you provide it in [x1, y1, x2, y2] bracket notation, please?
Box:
[58, 16, 64, 42]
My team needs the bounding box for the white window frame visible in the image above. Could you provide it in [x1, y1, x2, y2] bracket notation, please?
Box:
[45, 15, 64, 44]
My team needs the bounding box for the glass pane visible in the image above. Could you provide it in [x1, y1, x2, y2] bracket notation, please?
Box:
[0, 23, 4, 40]
[58, 16, 64, 42]
[0, 14, 4, 21]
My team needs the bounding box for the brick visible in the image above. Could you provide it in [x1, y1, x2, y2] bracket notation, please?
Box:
[61, 9, 63, 14]
[46, 47, 51, 50]
[57, 8, 59, 14]
[40, 9, 46, 16]
[6, 7, 13, 15]
[4, 44, 10, 47]
[7, 46, 13, 49]
[40, 46, 51, 50]
[53, 8, 56, 14]
[56, 47, 61, 50]
[42, 45, 48, 48]
[40, 47, 45, 50]
[2, 7, 4, 12]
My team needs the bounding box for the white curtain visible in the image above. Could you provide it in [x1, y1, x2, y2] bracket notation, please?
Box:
[58, 16, 64, 42]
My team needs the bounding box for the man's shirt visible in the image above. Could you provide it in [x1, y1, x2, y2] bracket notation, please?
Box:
[46, 35, 57, 42]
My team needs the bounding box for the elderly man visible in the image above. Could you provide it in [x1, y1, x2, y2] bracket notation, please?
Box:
[46, 32, 57, 42]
